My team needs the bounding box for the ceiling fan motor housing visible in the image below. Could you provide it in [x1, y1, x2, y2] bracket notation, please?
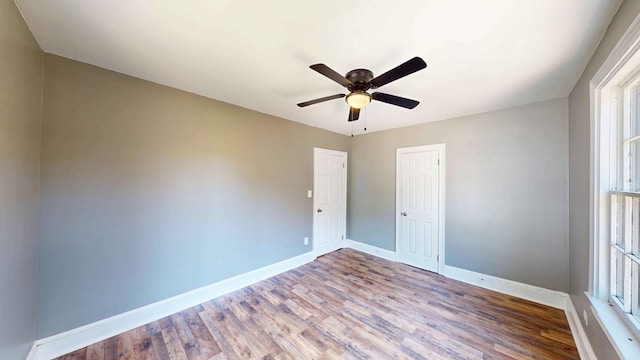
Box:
[346, 69, 374, 92]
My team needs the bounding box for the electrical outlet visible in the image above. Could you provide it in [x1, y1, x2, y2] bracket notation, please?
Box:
[583, 310, 589, 327]
[307, 190, 312, 198]
[304, 237, 309, 245]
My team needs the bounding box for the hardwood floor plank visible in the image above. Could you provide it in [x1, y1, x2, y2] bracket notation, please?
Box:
[102, 337, 118, 360]
[57, 347, 87, 360]
[218, 301, 277, 359]
[241, 288, 324, 359]
[414, 327, 484, 359]
[148, 330, 171, 360]
[315, 316, 370, 359]
[196, 303, 240, 360]
[85, 341, 104, 360]
[115, 331, 135, 360]
[169, 313, 199, 359]
[203, 300, 257, 358]
[400, 336, 458, 360]
[282, 298, 312, 321]
[54, 249, 579, 360]
[159, 320, 189, 360]
[181, 307, 222, 359]
[224, 296, 287, 357]
[130, 326, 156, 360]
[494, 343, 538, 360]
[541, 329, 578, 347]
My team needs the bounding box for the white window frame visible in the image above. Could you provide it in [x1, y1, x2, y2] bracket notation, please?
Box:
[590, 13, 640, 359]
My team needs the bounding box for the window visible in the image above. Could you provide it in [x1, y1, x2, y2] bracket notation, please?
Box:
[609, 80, 640, 335]
[592, 18, 640, 355]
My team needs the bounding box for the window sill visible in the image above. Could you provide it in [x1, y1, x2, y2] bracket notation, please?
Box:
[588, 295, 640, 359]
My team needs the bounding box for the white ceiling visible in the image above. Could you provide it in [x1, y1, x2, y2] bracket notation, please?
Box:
[16, 0, 621, 135]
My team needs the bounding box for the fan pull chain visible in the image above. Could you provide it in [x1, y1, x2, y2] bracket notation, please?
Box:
[350, 121, 354, 137]
[364, 107, 367, 132]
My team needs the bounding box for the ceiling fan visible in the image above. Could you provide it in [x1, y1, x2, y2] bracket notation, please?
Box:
[297, 57, 427, 122]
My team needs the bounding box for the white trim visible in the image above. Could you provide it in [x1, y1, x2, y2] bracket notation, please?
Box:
[313, 147, 348, 257]
[438, 146, 446, 274]
[590, 10, 640, 301]
[588, 12, 640, 356]
[591, 15, 640, 87]
[565, 298, 598, 360]
[395, 144, 446, 274]
[30, 252, 316, 360]
[346, 239, 396, 262]
[590, 296, 640, 360]
[441, 265, 568, 310]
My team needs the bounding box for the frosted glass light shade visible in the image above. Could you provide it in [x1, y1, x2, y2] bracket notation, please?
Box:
[345, 91, 371, 109]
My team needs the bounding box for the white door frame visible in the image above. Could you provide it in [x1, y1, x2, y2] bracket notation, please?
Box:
[313, 147, 348, 256]
[395, 144, 446, 273]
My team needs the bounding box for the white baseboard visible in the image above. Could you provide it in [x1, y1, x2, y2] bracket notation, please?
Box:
[441, 265, 568, 309]
[565, 298, 597, 360]
[346, 239, 396, 262]
[31, 251, 316, 360]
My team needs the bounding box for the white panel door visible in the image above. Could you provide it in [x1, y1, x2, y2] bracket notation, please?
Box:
[397, 145, 444, 272]
[314, 148, 347, 256]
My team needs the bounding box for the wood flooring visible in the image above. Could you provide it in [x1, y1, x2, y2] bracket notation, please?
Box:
[55, 249, 579, 359]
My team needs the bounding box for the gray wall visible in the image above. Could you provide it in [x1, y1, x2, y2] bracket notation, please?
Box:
[37, 54, 349, 337]
[0, 0, 43, 358]
[568, 1, 640, 359]
[349, 98, 569, 291]
[9, 4, 637, 357]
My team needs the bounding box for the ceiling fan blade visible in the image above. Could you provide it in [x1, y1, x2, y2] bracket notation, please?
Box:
[297, 94, 345, 107]
[370, 57, 427, 88]
[372, 92, 420, 109]
[348, 107, 360, 122]
[310, 64, 353, 88]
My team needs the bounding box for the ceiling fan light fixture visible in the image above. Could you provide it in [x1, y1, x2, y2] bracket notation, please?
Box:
[345, 91, 371, 109]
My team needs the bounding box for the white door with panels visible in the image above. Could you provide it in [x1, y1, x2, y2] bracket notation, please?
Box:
[313, 148, 347, 256]
[396, 144, 445, 273]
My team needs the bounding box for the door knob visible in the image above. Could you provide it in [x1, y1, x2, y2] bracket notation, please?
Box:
[317, 209, 323, 213]
[401, 212, 407, 216]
